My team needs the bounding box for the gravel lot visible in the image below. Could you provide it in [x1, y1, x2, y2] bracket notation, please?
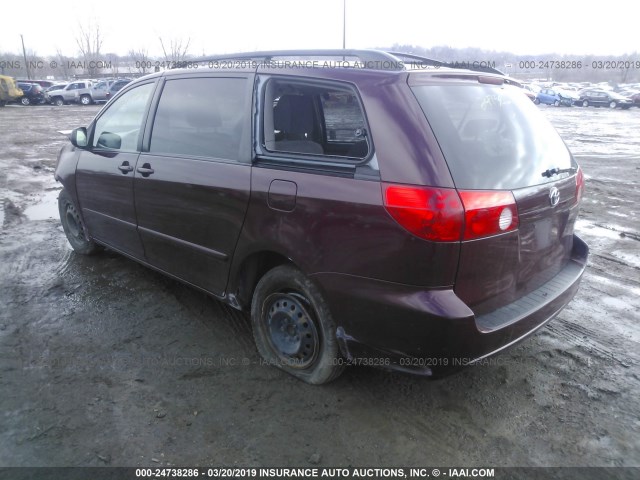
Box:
[0, 103, 639, 469]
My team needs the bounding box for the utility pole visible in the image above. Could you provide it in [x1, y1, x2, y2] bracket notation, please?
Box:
[342, 0, 346, 50]
[21, 34, 31, 80]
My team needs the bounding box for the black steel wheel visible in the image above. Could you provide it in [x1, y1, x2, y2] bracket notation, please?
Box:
[58, 189, 102, 255]
[251, 265, 344, 384]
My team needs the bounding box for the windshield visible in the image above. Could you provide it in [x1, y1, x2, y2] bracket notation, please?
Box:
[411, 83, 574, 190]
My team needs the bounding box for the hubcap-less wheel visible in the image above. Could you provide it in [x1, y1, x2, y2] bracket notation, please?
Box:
[58, 189, 102, 255]
[251, 265, 344, 384]
[534, 98, 540, 105]
[265, 292, 319, 368]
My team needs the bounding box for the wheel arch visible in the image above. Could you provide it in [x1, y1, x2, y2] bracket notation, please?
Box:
[228, 250, 297, 310]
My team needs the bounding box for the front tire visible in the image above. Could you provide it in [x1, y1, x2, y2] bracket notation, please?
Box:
[53, 97, 64, 106]
[609, 101, 617, 109]
[251, 265, 344, 384]
[20, 96, 30, 106]
[582, 100, 589, 107]
[58, 189, 102, 255]
[533, 98, 540, 105]
[554, 100, 560, 107]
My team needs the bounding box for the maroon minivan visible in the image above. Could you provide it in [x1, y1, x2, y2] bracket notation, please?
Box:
[55, 50, 588, 384]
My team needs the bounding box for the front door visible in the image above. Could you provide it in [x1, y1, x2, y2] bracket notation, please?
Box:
[75, 81, 156, 259]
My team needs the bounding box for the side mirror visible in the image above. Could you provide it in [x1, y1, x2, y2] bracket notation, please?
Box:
[96, 132, 122, 150]
[70, 127, 88, 148]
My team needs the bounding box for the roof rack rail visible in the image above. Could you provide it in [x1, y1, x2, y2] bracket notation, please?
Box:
[184, 49, 405, 71]
[388, 51, 505, 76]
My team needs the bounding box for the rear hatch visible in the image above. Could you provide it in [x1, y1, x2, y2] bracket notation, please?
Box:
[409, 74, 584, 316]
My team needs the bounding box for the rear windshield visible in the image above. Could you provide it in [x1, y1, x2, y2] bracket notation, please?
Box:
[411, 83, 573, 190]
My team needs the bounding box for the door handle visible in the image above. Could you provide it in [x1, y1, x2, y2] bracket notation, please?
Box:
[137, 163, 154, 176]
[118, 162, 133, 173]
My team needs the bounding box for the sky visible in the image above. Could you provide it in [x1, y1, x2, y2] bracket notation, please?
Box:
[1, 0, 639, 58]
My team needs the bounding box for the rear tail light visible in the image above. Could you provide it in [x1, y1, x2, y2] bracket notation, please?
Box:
[458, 191, 519, 240]
[383, 184, 519, 242]
[383, 184, 463, 241]
[575, 167, 585, 205]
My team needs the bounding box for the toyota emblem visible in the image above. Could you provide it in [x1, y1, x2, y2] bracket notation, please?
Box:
[549, 187, 560, 207]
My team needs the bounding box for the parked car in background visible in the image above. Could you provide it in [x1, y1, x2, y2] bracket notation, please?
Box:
[48, 80, 95, 106]
[108, 78, 132, 97]
[534, 88, 574, 106]
[55, 50, 588, 384]
[578, 90, 633, 109]
[523, 84, 540, 101]
[16, 79, 54, 89]
[91, 80, 115, 103]
[0, 75, 23, 107]
[16, 82, 46, 105]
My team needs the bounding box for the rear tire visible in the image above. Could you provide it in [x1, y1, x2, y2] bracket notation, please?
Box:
[58, 189, 102, 255]
[80, 95, 92, 105]
[251, 265, 344, 384]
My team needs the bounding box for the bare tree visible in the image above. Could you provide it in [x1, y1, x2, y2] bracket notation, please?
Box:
[75, 20, 104, 76]
[56, 48, 72, 80]
[159, 37, 191, 66]
[129, 48, 150, 74]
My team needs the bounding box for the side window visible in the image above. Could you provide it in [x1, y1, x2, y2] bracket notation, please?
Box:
[150, 77, 246, 160]
[92, 82, 154, 151]
[263, 79, 369, 160]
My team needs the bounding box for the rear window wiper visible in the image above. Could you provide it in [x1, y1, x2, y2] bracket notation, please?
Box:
[541, 167, 577, 178]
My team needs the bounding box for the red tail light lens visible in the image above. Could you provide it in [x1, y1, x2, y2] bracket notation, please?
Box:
[383, 184, 519, 242]
[458, 190, 519, 240]
[575, 167, 585, 205]
[383, 184, 463, 241]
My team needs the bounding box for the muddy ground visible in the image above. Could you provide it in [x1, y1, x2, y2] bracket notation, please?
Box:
[0, 103, 638, 468]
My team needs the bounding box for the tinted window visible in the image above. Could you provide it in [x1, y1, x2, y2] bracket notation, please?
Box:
[411, 83, 573, 190]
[92, 82, 154, 151]
[150, 77, 246, 160]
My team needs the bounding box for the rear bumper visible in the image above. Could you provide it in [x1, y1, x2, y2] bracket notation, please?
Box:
[312, 234, 588, 376]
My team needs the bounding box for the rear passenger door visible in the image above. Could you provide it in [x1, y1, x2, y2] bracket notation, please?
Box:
[134, 74, 253, 296]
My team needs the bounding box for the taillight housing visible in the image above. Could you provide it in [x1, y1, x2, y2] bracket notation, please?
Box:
[383, 184, 464, 241]
[383, 184, 519, 242]
[458, 190, 519, 240]
[575, 167, 585, 205]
